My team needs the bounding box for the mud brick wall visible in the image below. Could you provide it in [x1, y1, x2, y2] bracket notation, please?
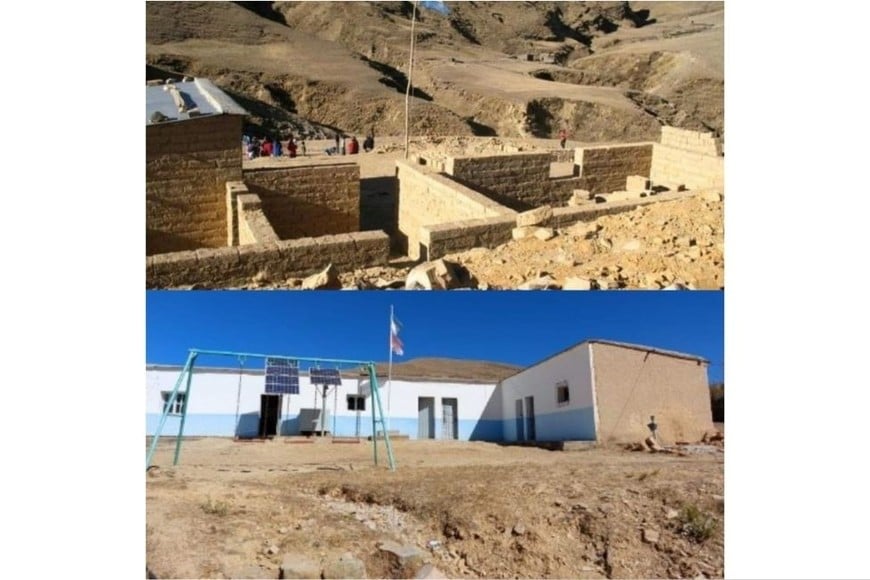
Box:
[445, 152, 561, 211]
[420, 191, 696, 260]
[146, 115, 244, 255]
[650, 144, 724, 191]
[397, 161, 515, 260]
[237, 194, 280, 245]
[591, 342, 714, 444]
[243, 164, 359, 240]
[146, 231, 390, 288]
[422, 215, 518, 260]
[659, 126, 720, 156]
[574, 144, 654, 194]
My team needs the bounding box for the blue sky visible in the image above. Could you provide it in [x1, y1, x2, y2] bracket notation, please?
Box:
[146, 291, 724, 382]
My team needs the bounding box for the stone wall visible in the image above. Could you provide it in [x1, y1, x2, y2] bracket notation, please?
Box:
[591, 342, 714, 444]
[146, 115, 243, 255]
[421, 191, 696, 260]
[243, 164, 360, 240]
[445, 152, 583, 210]
[650, 144, 724, 192]
[396, 161, 515, 260]
[659, 126, 720, 156]
[574, 144, 654, 194]
[237, 193, 280, 245]
[146, 231, 390, 288]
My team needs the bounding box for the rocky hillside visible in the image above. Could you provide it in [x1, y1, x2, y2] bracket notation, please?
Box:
[146, 1, 723, 144]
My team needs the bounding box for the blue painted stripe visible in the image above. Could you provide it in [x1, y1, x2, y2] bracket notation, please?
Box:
[146, 414, 508, 441]
[502, 405, 596, 442]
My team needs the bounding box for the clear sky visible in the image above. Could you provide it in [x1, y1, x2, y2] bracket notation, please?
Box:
[146, 291, 724, 383]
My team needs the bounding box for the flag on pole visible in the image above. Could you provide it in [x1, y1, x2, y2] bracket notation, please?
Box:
[390, 313, 404, 356]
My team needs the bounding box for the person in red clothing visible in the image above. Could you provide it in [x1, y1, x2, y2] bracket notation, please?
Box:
[287, 137, 298, 158]
[558, 128, 568, 149]
[348, 136, 360, 155]
[261, 138, 273, 157]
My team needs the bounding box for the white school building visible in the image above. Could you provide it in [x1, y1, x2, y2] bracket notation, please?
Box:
[146, 340, 715, 444]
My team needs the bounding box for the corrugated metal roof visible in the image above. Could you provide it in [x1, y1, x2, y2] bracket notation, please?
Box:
[146, 78, 247, 125]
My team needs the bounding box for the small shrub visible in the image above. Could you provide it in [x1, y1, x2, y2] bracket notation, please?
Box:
[637, 468, 661, 482]
[678, 504, 716, 542]
[200, 497, 229, 516]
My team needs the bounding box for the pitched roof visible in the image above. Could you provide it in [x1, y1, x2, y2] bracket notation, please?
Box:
[146, 78, 247, 125]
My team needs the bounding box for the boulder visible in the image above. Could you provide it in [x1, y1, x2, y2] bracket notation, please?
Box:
[517, 276, 558, 290]
[301, 264, 340, 290]
[415, 564, 448, 579]
[405, 259, 461, 290]
[379, 541, 426, 568]
[642, 528, 660, 544]
[533, 227, 556, 241]
[516, 205, 553, 227]
[512, 226, 536, 240]
[323, 552, 367, 579]
[280, 554, 321, 579]
[563, 277, 593, 290]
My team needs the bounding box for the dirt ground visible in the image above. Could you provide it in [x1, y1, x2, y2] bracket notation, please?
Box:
[146, 437, 724, 579]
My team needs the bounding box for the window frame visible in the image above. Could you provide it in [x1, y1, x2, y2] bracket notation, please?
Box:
[555, 381, 570, 407]
[161, 391, 186, 415]
[347, 394, 366, 411]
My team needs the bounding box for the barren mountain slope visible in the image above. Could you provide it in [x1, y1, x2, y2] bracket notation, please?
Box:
[145, 1, 723, 142]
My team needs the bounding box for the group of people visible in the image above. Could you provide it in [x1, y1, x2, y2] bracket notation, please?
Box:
[326, 132, 375, 156]
[243, 134, 306, 160]
[244, 130, 376, 159]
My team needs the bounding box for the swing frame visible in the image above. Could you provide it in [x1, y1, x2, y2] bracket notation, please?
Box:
[145, 349, 396, 471]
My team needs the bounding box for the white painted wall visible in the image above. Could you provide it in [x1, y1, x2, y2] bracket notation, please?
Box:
[498, 343, 596, 441]
[146, 366, 498, 439]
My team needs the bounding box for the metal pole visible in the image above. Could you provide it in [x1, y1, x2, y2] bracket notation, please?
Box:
[321, 386, 328, 438]
[387, 305, 394, 431]
[370, 366, 379, 466]
[369, 363, 396, 471]
[403, 0, 419, 160]
[146, 351, 196, 469]
[173, 352, 198, 465]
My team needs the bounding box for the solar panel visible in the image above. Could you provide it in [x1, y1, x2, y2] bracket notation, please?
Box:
[309, 367, 342, 386]
[265, 358, 300, 394]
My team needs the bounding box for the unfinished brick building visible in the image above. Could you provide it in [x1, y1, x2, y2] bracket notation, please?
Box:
[396, 127, 724, 260]
[145, 79, 390, 287]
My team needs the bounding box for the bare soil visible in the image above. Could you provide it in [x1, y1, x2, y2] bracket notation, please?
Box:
[146, 438, 724, 579]
[146, 2, 724, 144]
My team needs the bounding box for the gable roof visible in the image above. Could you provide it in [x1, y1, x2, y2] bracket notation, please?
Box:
[146, 78, 247, 125]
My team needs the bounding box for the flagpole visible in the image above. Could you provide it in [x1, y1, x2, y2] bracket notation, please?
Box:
[387, 305, 394, 431]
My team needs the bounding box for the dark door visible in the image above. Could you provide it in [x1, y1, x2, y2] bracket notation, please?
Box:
[515, 399, 525, 441]
[259, 394, 281, 438]
[525, 396, 536, 441]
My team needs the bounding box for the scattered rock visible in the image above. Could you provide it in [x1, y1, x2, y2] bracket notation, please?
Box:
[415, 564, 447, 579]
[644, 436, 664, 452]
[405, 259, 462, 290]
[278, 527, 288, 534]
[626, 175, 651, 192]
[323, 552, 367, 579]
[666, 508, 680, 519]
[563, 277, 593, 290]
[620, 239, 642, 251]
[517, 275, 558, 290]
[512, 226, 536, 240]
[533, 227, 556, 241]
[700, 190, 723, 202]
[516, 205, 553, 227]
[379, 541, 427, 568]
[233, 565, 274, 579]
[301, 264, 341, 290]
[512, 522, 527, 536]
[642, 528, 660, 544]
[280, 554, 321, 579]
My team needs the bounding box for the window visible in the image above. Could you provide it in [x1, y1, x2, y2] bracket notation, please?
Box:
[347, 395, 366, 411]
[556, 381, 570, 407]
[161, 391, 186, 415]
